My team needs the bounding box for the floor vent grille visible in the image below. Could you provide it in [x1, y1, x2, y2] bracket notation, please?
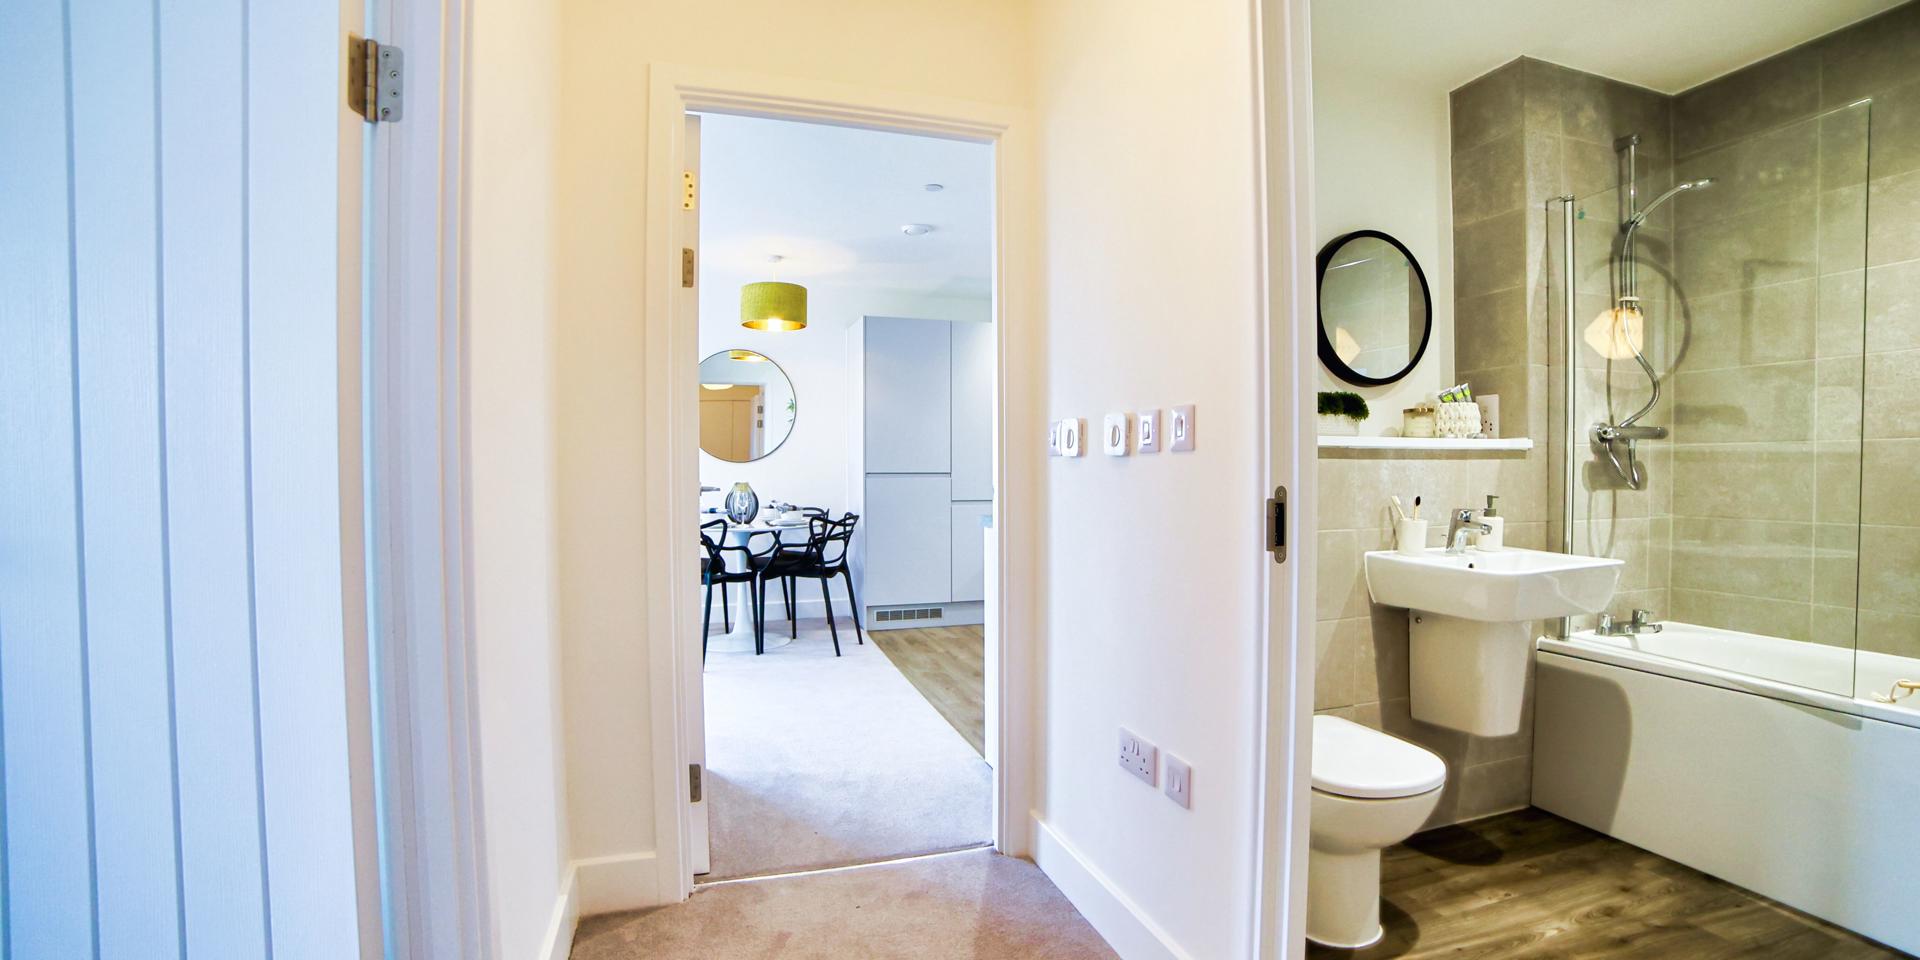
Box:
[874, 607, 943, 623]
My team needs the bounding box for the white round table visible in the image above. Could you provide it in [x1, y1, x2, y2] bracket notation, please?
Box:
[704, 518, 813, 654]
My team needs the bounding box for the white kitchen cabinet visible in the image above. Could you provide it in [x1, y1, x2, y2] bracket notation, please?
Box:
[950, 320, 994, 501]
[861, 316, 952, 474]
[949, 502, 992, 602]
[860, 474, 954, 608]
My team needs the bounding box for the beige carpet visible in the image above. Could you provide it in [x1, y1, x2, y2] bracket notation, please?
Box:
[701, 619, 991, 881]
[570, 849, 1119, 960]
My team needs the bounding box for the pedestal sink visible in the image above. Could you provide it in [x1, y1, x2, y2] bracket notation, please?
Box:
[1364, 547, 1623, 736]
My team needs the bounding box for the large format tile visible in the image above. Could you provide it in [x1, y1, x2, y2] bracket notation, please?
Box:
[1450, 59, 1523, 153]
[1818, 0, 1920, 107]
[1866, 258, 1920, 354]
[1859, 524, 1920, 617]
[1671, 442, 1817, 522]
[1452, 131, 1525, 225]
[1672, 360, 1815, 443]
[1673, 118, 1820, 228]
[1673, 198, 1818, 298]
[1669, 516, 1813, 603]
[1868, 169, 1920, 266]
[1681, 279, 1817, 371]
[1861, 437, 1920, 526]
[1864, 348, 1920, 438]
[1454, 209, 1527, 299]
[1670, 587, 1813, 641]
[1675, 45, 1822, 157]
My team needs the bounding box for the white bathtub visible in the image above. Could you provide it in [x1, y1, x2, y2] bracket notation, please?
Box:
[1534, 622, 1920, 955]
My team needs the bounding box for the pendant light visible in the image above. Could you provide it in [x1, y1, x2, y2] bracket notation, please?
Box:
[740, 254, 808, 332]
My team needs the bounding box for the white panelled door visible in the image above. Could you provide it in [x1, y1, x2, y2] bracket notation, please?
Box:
[0, 3, 376, 958]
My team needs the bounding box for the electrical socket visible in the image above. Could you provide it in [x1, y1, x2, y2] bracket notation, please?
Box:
[1163, 754, 1192, 809]
[1118, 728, 1157, 785]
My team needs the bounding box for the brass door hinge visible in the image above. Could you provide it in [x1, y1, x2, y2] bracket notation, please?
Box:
[682, 170, 697, 210]
[689, 763, 703, 802]
[1266, 486, 1287, 563]
[682, 248, 696, 288]
[348, 35, 403, 123]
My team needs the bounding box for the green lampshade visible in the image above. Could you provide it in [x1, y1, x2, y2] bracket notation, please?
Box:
[740, 281, 808, 331]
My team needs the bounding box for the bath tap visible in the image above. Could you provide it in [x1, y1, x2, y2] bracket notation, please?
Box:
[1445, 508, 1492, 555]
[1596, 609, 1663, 637]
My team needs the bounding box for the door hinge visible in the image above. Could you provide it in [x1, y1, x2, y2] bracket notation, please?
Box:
[681, 248, 696, 288]
[689, 763, 703, 803]
[682, 170, 697, 210]
[1267, 486, 1287, 563]
[348, 35, 403, 123]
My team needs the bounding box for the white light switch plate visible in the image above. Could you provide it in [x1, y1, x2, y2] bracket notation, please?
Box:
[1163, 754, 1192, 809]
[1060, 418, 1086, 458]
[1136, 409, 1160, 453]
[1169, 404, 1196, 452]
[1103, 413, 1130, 456]
[1047, 420, 1063, 457]
[1118, 728, 1157, 785]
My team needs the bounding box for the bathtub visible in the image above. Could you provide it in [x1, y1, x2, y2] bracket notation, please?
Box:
[1533, 622, 1920, 956]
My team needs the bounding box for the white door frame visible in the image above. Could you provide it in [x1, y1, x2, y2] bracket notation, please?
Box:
[642, 64, 1040, 900]
[1251, 0, 1317, 957]
[363, 0, 495, 955]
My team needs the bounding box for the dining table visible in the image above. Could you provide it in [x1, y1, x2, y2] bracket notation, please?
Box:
[704, 515, 814, 654]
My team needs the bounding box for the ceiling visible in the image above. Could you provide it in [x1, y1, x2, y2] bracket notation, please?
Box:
[696, 112, 993, 299]
[1313, 0, 1905, 95]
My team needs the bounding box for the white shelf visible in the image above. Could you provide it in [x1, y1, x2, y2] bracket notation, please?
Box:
[1318, 435, 1533, 451]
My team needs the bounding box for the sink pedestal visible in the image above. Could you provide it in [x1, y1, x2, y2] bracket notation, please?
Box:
[1408, 612, 1530, 736]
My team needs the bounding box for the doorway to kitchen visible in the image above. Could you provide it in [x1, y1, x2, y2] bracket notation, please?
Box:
[686, 110, 999, 882]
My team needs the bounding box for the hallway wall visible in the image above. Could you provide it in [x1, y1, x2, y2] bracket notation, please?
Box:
[1030, 2, 1265, 957]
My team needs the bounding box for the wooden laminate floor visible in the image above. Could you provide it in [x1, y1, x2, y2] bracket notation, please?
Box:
[1309, 809, 1910, 960]
[870, 625, 985, 757]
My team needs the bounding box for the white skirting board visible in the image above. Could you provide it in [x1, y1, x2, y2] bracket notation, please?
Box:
[1032, 818, 1192, 960]
[538, 869, 580, 960]
[570, 849, 665, 917]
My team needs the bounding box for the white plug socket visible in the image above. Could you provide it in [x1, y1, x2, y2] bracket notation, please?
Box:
[1118, 728, 1157, 785]
[1103, 413, 1130, 456]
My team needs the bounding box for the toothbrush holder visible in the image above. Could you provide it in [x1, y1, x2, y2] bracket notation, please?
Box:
[1394, 518, 1429, 556]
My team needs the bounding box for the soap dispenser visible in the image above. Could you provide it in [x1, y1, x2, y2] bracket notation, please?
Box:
[1479, 495, 1504, 551]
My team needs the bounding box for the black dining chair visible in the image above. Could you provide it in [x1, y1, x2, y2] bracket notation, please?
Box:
[701, 520, 781, 659]
[761, 513, 863, 656]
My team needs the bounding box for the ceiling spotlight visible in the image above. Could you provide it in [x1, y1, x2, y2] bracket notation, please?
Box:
[901, 223, 936, 237]
[923, 183, 944, 192]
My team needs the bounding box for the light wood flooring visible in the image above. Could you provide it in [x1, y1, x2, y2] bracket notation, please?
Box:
[1309, 808, 1911, 960]
[870, 625, 986, 756]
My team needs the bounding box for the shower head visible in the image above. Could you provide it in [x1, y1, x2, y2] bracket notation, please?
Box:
[1627, 177, 1716, 229]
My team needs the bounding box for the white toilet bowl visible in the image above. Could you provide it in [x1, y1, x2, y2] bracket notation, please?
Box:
[1307, 715, 1447, 949]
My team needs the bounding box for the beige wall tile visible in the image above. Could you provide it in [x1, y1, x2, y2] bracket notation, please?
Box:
[1454, 286, 1530, 373]
[1868, 169, 1920, 267]
[1817, 1, 1920, 107]
[1859, 608, 1920, 659]
[1674, 119, 1820, 227]
[1813, 523, 1861, 608]
[1674, 45, 1822, 156]
[1862, 438, 1920, 526]
[1673, 361, 1815, 444]
[1866, 258, 1920, 355]
[1452, 131, 1526, 225]
[1864, 348, 1920, 439]
[1859, 524, 1920, 617]
[1671, 442, 1817, 521]
[1458, 756, 1533, 822]
[1672, 198, 1818, 298]
[1450, 60, 1523, 154]
[1682, 280, 1816, 371]
[1670, 587, 1813, 641]
[1669, 517, 1813, 603]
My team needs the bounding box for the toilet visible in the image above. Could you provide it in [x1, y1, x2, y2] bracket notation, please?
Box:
[1308, 715, 1447, 949]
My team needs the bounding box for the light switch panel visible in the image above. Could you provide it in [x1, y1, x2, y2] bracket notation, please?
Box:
[1163, 754, 1192, 809]
[1137, 409, 1160, 453]
[1169, 404, 1196, 452]
[1103, 413, 1130, 456]
[1060, 418, 1086, 458]
[1047, 420, 1063, 457]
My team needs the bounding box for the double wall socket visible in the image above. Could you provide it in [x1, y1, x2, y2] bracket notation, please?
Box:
[1118, 728, 1157, 785]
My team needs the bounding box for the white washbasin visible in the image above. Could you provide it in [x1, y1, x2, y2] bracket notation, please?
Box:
[1364, 547, 1624, 622]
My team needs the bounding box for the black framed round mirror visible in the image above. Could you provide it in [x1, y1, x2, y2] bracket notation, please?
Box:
[1315, 230, 1432, 386]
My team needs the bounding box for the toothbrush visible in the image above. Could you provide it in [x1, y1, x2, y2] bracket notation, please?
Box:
[1391, 496, 1408, 522]
[1413, 496, 1422, 520]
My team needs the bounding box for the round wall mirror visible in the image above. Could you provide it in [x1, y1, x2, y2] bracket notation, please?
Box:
[697, 349, 796, 463]
[1316, 230, 1432, 386]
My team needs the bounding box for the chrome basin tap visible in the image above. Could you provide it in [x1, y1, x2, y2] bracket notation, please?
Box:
[1445, 508, 1491, 555]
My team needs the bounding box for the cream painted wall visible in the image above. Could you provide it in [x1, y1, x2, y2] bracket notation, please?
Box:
[553, 0, 1035, 909]
[469, 0, 571, 955]
[1310, 6, 1454, 435]
[1030, 2, 1263, 957]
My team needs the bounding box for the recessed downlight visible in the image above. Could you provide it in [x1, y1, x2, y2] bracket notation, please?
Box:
[923, 183, 944, 192]
[901, 223, 936, 237]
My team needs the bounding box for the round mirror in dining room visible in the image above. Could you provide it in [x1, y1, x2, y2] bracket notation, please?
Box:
[1315, 230, 1432, 386]
[697, 349, 796, 463]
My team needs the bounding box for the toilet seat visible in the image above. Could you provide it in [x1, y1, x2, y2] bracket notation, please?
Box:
[1311, 715, 1446, 799]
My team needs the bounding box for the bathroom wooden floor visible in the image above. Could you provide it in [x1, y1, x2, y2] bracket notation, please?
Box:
[1309, 808, 1910, 960]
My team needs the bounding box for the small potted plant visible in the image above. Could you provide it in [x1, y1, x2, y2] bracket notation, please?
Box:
[1317, 391, 1369, 436]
